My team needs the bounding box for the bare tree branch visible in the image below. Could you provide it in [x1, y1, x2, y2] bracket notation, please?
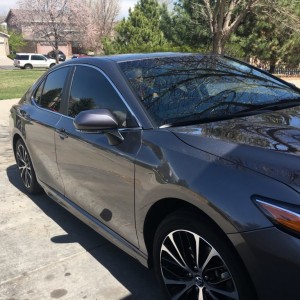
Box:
[14, 0, 89, 60]
[79, 0, 120, 53]
[190, 0, 263, 53]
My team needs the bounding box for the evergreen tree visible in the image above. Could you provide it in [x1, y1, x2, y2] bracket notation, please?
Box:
[159, 0, 210, 52]
[236, 0, 300, 71]
[104, 0, 168, 53]
[8, 31, 27, 55]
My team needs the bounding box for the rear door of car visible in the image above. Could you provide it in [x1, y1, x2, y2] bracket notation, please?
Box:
[31, 55, 48, 68]
[24, 66, 72, 194]
[55, 64, 142, 245]
[14, 54, 29, 67]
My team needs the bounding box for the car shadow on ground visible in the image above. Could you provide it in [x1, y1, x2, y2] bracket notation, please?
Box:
[6, 164, 163, 300]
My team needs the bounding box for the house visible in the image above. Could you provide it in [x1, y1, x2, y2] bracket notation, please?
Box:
[5, 9, 75, 57]
[0, 32, 9, 56]
[0, 15, 7, 30]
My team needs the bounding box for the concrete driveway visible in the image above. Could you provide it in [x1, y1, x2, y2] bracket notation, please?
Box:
[0, 56, 14, 70]
[1, 77, 300, 299]
[0, 99, 162, 299]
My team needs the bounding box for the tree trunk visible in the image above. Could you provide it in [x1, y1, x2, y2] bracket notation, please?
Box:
[269, 57, 277, 74]
[54, 39, 59, 64]
[269, 63, 276, 74]
[212, 32, 225, 54]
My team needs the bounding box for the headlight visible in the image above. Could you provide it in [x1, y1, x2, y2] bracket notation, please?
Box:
[255, 198, 300, 237]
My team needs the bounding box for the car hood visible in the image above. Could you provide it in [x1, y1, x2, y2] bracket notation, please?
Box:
[170, 106, 300, 194]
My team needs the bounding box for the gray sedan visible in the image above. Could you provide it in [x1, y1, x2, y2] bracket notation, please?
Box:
[10, 53, 300, 300]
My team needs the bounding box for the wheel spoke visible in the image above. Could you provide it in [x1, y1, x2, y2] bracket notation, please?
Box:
[26, 169, 32, 185]
[20, 168, 26, 181]
[18, 165, 26, 172]
[197, 287, 204, 300]
[16, 152, 24, 164]
[24, 150, 28, 162]
[192, 232, 200, 268]
[201, 247, 218, 272]
[162, 244, 188, 271]
[24, 170, 30, 187]
[172, 283, 194, 300]
[169, 232, 191, 270]
[163, 277, 192, 286]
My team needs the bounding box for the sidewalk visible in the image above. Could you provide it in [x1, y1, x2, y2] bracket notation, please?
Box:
[0, 99, 19, 126]
[283, 78, 300, 88]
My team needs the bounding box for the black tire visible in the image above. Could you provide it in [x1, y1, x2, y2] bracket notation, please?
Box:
[49, 63, 56, 68]
[24, 64, 33, 69]
[153, 210, 256, 300]
[15, 139, 42, 194]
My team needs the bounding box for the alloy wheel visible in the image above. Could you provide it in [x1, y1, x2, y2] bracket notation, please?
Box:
[16, 143, 33, 189]
[160, 229, 239, 300]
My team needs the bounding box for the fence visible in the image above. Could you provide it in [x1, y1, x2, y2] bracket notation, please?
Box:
[273, 67, 300, 77]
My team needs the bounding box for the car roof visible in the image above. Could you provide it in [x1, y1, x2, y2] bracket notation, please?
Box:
[60, 52, 207, 69]
[109, 52, 204, 63]
[16, 53, 45, 55]
[49, 50, 64, 53]
[101, 52, 194, 62]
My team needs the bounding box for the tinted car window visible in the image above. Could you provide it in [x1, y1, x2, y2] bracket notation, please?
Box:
[35, 67, 69, 111]
[33, 81, 44, 104]
[31, 55, 45, 61]
[15, 55, 29, 60]
[68, 66, 136, 127]
[119, 56, 300, 127]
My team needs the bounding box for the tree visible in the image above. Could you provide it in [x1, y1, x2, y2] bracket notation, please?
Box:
[106, 0, 168, 53]
[187, 0, 261, 54]
[80, 0, 120, 54]
[15, 0, 90, 62]
[8, 30, 27, 54]
[160, 0, 210, 52]
[236, 0, 300, 70]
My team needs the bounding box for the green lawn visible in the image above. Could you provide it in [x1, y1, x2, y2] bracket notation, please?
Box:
[0, 69, 46, 100]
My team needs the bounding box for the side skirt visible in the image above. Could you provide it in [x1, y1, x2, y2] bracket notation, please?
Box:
[39, 180, 149, 268]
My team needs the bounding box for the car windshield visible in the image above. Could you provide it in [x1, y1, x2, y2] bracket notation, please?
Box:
[119, 55, 300, 127]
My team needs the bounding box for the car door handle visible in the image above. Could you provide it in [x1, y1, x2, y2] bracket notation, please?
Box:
[56, 128, 68, 139]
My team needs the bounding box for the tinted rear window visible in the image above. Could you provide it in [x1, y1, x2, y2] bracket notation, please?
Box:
[16, 55, 29, 60]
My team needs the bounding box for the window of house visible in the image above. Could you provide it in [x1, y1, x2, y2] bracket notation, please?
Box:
[68, 66, 137, 127]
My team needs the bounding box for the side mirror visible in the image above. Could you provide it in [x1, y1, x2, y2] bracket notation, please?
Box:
[74, 109, 118, 131]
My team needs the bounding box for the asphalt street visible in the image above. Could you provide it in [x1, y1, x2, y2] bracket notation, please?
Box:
[0, 99, 162, 300]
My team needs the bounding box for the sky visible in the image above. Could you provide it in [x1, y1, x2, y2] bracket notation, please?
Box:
[0, 0, 138, 19]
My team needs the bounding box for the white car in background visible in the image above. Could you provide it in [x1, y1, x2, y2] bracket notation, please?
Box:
[14, 53, 56, 69]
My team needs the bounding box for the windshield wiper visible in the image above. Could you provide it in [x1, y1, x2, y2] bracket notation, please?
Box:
[241, 98, 300, 113]
[160, 98, 300, 128]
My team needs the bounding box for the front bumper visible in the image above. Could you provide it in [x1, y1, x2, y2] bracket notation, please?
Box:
[229, 227, 300, 300]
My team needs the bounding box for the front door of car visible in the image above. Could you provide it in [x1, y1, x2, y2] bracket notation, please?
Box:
[55, 65, 142, 245]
